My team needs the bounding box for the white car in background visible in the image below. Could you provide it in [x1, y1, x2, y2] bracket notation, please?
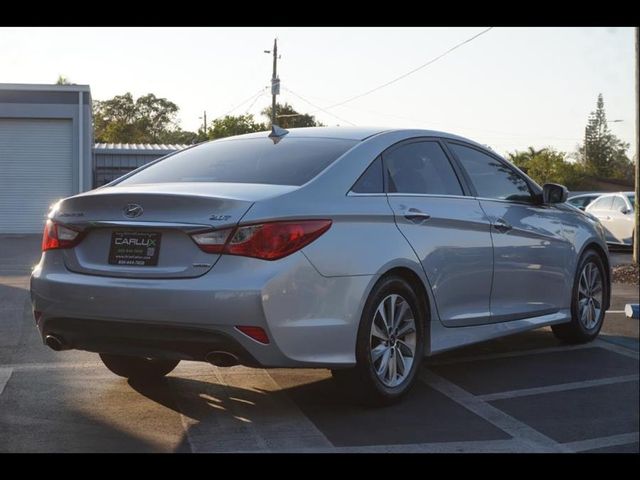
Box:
[585, 192, 636, 248]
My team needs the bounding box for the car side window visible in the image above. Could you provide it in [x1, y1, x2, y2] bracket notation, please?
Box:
[448, 143, 533, 203]
[591, 197, 613, 210]
[351, 156, 383, 193]
[384, 141, 463, 195]
[612, 196, 626, 212]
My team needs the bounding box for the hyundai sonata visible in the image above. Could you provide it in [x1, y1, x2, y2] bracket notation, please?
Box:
[30, 127, 611, 405]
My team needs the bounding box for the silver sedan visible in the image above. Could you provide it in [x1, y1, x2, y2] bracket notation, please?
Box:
[30, 127, 612, 405]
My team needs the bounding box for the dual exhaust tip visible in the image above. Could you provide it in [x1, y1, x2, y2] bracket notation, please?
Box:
[45, 335, 240, 367]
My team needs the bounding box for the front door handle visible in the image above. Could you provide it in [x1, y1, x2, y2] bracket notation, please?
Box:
[493, 218, 512, 233]
[404, 208, 431, 224]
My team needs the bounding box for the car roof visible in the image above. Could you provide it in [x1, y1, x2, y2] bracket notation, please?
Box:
[596, 192, 634, 197]
[569, 193, 602, 198]
[213, 126, 493, 144]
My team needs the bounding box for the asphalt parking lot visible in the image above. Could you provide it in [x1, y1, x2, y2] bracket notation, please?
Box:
[0, 235, 637, 453]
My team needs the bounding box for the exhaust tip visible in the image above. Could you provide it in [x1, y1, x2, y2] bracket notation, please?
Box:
[205, 351, 240, 367]
[44, 334, 67, 351]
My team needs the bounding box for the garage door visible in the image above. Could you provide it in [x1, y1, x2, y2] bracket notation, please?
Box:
[0, 118, 73, 233]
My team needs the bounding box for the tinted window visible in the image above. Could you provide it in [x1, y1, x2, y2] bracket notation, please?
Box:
[118, 137, 358, 187]
[384, 141, 463, 195]
[612, 196, 627, 211]
[352, 157, 383, 193]
[569, 197, 591, 208]
[450, 143, 532, 202]
[590, 196, 613, 210]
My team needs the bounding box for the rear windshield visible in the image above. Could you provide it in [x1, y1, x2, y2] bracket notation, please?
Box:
[117, 137, 358, 187]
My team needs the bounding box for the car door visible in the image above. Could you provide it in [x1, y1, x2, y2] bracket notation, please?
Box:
[587, 196, 615, 243]
[383, 138, 494, 327]
[609, 195, 634, 244]
[446, 141, 574, 322]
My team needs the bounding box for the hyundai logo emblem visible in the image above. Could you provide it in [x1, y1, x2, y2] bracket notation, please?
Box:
[123, 204, 144, 218]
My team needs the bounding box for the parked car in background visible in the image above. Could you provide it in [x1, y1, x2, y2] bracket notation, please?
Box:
[30, 127, 612, 406]
[567, 193, 604, 211]
[585, 192, 636, 248]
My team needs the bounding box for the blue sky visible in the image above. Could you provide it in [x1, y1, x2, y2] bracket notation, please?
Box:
[1, 27, 636, 158]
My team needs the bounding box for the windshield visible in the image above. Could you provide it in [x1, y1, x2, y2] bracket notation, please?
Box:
[627, 194, 636, 210]
[117, 137, 358, 187]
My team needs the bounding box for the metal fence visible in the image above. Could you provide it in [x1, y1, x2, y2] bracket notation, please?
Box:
[93, 143, 188, 187]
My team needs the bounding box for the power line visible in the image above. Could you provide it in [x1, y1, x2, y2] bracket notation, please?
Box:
[213, 87, 268, 121]
[244, 90, 267, 114]
[320, 27, 494, 111]
[283, 87, 356, 126]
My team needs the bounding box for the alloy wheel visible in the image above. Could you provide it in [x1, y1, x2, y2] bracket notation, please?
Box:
[370, 294, 417, 387]
[577, 261, 603, 330]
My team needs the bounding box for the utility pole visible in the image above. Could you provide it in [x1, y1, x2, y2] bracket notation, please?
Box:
[634, 27, 639, 264]
[265, 38, 280, 126]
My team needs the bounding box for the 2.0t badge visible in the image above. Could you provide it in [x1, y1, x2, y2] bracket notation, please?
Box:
[123, 204, 144, 218]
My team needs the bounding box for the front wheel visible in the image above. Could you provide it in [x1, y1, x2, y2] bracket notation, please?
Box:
[552, 249, 608, 344]
[332, 275, 425, 406]
[99, 353, 179, 380]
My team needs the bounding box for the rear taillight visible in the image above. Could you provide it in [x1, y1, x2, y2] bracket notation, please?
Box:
[42, 219, 82, 251]
[190, 220, 332, 261]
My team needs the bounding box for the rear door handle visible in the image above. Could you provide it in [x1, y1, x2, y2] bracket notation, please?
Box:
[404, 208, 431, 224]
[493, 218, 512, 233]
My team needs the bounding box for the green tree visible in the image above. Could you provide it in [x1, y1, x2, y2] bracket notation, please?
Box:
[576, 94, 632, 179]
[56, 75, 71, 85]
[207, 114, 266, 140]
[261, 102, 325, 128]
[93, 92, 197, 144]
[507, 147, 589, 190]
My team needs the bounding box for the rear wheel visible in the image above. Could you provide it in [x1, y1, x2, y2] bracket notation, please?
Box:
[99, 353, 179, 380]
[332, 275, 425, 406]
[552, 249, 607, 344]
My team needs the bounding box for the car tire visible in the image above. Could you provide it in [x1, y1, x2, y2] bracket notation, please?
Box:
[99, 353, 179, 380]
[332, 275, 425, 407]
[551, 249, 608, 344]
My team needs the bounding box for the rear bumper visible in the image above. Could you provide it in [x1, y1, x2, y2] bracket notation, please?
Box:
[31, 250, 373, 367]
[39, 317, 262, 366]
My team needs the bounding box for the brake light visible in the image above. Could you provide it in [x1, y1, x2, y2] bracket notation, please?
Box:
[42, 220, 82, 251]
[190, 220, 332, 260]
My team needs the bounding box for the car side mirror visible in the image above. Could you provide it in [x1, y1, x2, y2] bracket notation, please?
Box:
[542, 183, 569, 204]
[619, 205, 630, 214]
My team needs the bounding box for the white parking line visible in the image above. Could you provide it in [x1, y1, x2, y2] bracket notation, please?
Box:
[420, 369, 570, 452]
[563, 432, 639, 452]
[0, 368, 12, 396]
[594, 338, 639, 360]
[477, 375, 640, 402]
[606, 310, 627, 314]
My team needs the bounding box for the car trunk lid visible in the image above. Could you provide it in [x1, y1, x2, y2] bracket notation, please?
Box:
[52, 182, 297, 279]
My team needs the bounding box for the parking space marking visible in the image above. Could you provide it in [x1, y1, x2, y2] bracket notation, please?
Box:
[606, 310, 626, 314]
[0, 368, 12, 396]
[477, 374, 640, 402]
[420, 369, 570, 452]
[426, 343, 594, 366]
[563, 432, 639, 453]
[594, 338, 639, 360]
